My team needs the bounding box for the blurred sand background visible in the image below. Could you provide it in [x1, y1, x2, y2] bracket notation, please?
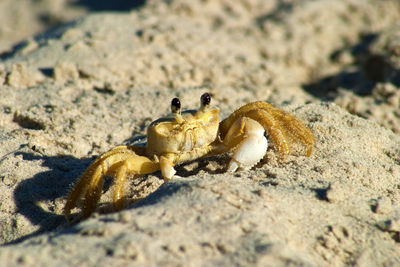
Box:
[0, 0, 400, 266]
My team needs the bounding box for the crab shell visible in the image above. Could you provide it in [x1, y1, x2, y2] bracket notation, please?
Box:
[146, 108, 220, 158]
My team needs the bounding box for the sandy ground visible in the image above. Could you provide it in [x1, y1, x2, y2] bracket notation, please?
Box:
[0, 0, 400, 266]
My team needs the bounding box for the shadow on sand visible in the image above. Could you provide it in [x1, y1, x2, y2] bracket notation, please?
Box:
[0, 0, 146, 61]
[7, 152, 92, 245]
[74, 0, 146, 11]
[7, 147, 227, 245]
[302, 33, 400, 101]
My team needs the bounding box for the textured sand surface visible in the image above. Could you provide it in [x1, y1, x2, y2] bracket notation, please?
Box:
[0, 0, 400, 266]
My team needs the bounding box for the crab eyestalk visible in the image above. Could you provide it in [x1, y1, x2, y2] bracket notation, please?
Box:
[171, 97, 184, 123]
[199, 92, 211, 113]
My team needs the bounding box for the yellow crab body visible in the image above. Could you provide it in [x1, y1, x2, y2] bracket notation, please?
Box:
[146, 109, 219, 157]
[64, 93, 315, 220]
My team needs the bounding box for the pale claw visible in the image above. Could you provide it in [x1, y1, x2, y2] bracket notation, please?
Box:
[228, 127, 268, 172]
[219, 116, 268, 172]
[160, 155, 176, 181]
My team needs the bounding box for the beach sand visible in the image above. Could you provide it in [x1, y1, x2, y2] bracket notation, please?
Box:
[0, 0, 399, 266]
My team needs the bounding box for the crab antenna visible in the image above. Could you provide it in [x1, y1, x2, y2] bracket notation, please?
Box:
[171, 97, 184, 123]
[200, 93, 211, 111]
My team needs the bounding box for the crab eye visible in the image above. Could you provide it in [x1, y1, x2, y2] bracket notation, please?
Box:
[201, 93, 211, 107]
[171, 97, 181, 113]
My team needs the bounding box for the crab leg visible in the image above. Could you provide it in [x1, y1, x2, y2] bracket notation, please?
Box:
[64, 145, 159, 220]
[108, 160, 128, 211]
[219, 101, 314, 160]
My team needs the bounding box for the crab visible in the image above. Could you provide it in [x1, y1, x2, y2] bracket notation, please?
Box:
[64, 93, 315, 220]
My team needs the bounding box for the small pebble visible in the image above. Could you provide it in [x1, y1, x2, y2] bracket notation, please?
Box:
[326, 182, 347, 203]
[374, 196, 392, 214]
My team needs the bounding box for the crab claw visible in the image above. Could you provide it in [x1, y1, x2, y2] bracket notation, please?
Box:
[227, 130, 268, 172]
[159, 155, 177, 180]
[218, 101, 315, 160]
[220, 117, 268, 172]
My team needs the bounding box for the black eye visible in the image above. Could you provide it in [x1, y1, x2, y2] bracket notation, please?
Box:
[201, 93, 211, 106]
[171, 97, 181, 113]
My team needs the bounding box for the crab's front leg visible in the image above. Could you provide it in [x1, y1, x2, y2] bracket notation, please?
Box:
[213, 117, 269, 172]
[64, 145, 160, 220]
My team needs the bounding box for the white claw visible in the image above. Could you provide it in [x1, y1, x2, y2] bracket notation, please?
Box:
[228, 125, 268, 172]
[160, 156, 176, 181]
[227, 159, 239, 172]
[163, 167, 176, 181]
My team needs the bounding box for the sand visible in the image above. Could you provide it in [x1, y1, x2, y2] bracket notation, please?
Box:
[0, 0, 400, 266]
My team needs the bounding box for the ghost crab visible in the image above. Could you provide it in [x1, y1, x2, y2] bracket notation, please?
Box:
[64, 93, 315, 220]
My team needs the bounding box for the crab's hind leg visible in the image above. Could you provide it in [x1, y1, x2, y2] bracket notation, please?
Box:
[64, 146, 159, 220]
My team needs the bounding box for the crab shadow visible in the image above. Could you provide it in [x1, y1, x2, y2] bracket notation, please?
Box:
[8, 149, 228, 244]
[69, 155, 230, 222]
[174, 155, 229, 177]
[8, 152, 93, 245]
